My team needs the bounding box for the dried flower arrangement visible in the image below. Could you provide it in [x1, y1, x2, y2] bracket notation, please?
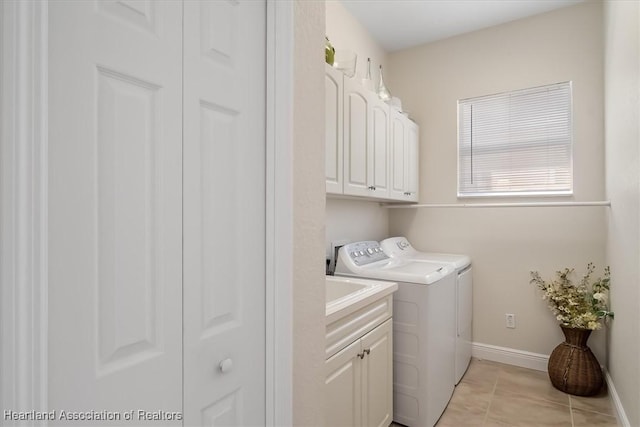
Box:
[530, 263, 613, 330]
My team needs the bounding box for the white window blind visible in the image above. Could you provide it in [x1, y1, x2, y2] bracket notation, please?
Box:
[458, 82, 573, 197]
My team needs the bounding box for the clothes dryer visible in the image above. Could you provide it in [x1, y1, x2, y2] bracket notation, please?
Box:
[336, 241, 457, 427]
[380, 237, 472, 385]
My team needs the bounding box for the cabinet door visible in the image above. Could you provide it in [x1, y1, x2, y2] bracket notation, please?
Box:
[389, 110, 407, 200]
[343, 79, 373, 197]
[371, 100, 390, 198]
[361, 319, 393, 427]
[325, 339, 363, 427]
[326, 64, 343, 194]
[405, 120, 419, 202]
[389, 109, 419, 202]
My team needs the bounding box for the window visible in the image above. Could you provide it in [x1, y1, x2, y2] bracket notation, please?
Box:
[457, 82, 573, 197]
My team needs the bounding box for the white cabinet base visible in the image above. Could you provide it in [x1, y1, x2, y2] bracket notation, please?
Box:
[325, 294, 394, 427]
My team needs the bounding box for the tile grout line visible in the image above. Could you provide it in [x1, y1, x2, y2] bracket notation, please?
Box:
[462, 360, 617, 426]
[569, 394, 575, 427]
[482, 371, 500, 426]
[570, 394, 619, 419]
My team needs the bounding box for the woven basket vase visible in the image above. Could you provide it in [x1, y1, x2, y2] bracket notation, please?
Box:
[547, 326, 603, 396]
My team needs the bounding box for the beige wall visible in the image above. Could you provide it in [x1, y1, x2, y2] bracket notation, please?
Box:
[604, 1, 640, 425]
[293, 1, 326, 425]
[325, 0, 389, 82]
[387, 2, 607, 361]
[326, 198, 389, 257]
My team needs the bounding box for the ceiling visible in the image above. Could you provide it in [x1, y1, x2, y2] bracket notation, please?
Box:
[341, 0, 585, 52]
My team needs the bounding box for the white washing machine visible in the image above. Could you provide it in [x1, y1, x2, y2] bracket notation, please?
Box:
[335, 241, 457, 427]
[380, 237, 472, 385]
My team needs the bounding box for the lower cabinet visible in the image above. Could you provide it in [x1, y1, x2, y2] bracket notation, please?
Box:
[325, 318, 393, 427]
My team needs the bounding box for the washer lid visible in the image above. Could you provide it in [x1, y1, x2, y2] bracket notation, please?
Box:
[380, 236, 471, 270]
[409, 252, 471, 270]
[336, 241, 455, 285]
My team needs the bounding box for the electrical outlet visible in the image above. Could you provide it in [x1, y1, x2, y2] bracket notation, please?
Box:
[505, 313, 516, 329]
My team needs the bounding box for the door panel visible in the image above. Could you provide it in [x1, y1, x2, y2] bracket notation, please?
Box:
[97, 0, 159, 34]
[325, 340, 362, 427]
[362, 319, 393, 427]
[95, 67, 164, 375]
[182, 1, 266, 425]
[325, 65, 343, 194]
[48, 1, 182, 423]
[390, 113, 406, 198]
[371, 102, 390, 197]
[347, 93, 368, 185]
[406, 121, 419, 201]
[344, 80, 371, 197]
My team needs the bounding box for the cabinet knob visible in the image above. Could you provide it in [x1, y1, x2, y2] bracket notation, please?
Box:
[368, 186, 376, 190]
[219, 358, 233, 373]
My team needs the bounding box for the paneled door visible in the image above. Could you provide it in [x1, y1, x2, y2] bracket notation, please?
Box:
[370, 100, 390, 199]
[389, 110, 407, 200]
[48, 1, 183, 424]
[343, 79, 373, 197]
[49, 0, 267, 424]
[182, 1, 267, 426]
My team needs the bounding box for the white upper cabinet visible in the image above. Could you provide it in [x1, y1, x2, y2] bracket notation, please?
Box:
[390, 109, 407, 200]
[370, 99, 390, 198]
[343, 77, 373, 197]
[326, 64, 344, 194]
[326, 66, 416, 202]
[406, 119, 419, 201]
[389, 108, 419, 202]
[343, 79, 390, 199]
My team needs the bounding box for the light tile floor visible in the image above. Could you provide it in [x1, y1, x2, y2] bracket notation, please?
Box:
[394, 358, 618, 427]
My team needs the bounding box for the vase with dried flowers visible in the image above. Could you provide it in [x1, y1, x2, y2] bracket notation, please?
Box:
[530, 263, 613, 396]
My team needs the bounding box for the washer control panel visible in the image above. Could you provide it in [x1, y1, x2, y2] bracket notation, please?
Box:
[396, 240, 411, 250]
[380, 236, 413, 258]
[341, 241, 389, 266]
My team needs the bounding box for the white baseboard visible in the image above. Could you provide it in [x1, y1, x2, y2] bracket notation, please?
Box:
[472, 342, 630, 426]
[472, 342, 549, 372]
[604, 369, 630, 427]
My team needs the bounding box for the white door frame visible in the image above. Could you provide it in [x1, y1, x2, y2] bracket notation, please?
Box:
[0, 1, 49, 424]
[265, 1, 294, 426]
[0, 1, 294, 425]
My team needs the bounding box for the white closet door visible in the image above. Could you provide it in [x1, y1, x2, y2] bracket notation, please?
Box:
[182, 1, 267, 425]
[48, 1, 183, 423]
